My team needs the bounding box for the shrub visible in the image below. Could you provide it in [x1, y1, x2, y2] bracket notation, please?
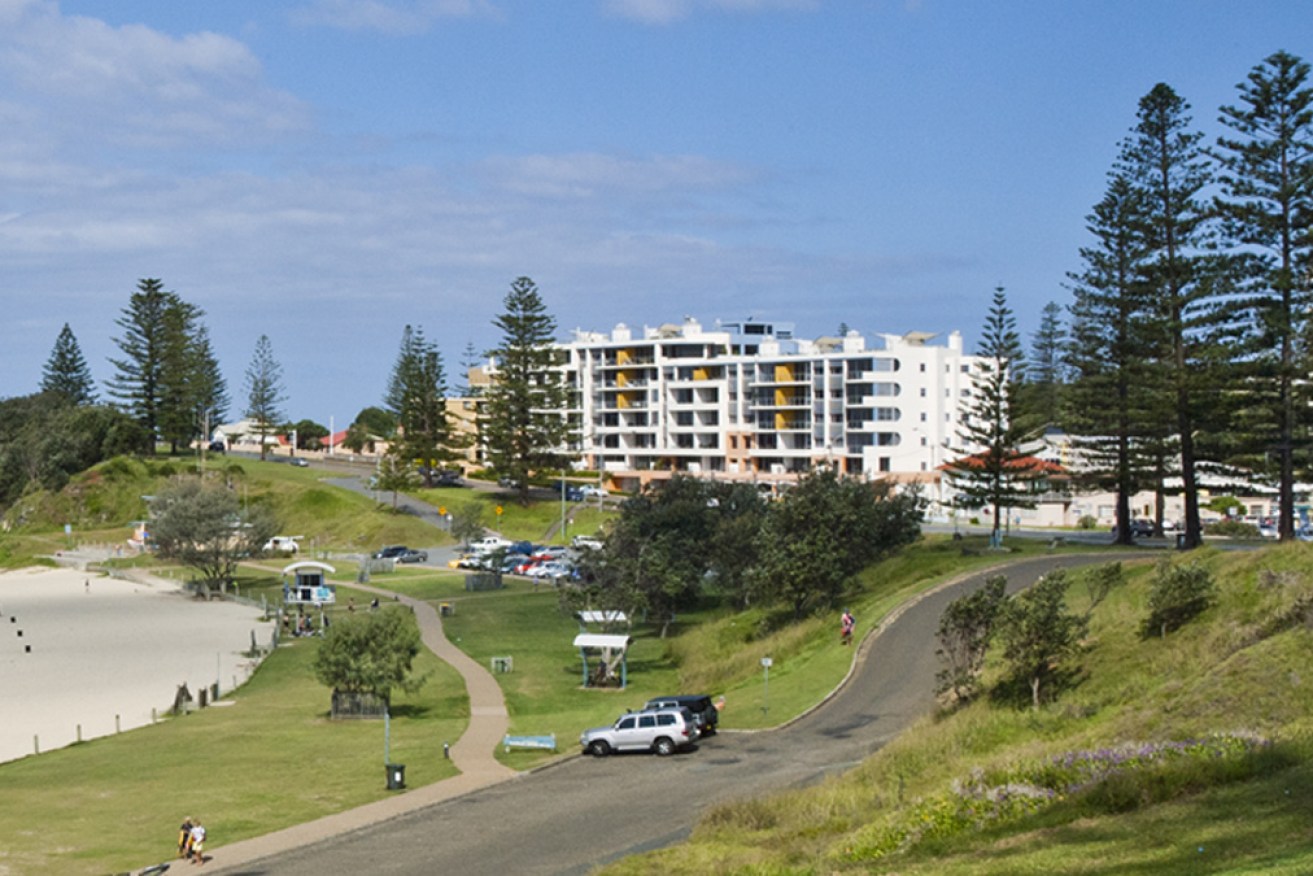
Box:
[1206, 518, 1260, 538]
[1142, 559, 1215, 638]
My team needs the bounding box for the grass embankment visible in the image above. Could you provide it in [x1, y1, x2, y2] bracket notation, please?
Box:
[599, 544, 1313, 874]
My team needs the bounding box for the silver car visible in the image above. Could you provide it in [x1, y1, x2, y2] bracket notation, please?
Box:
[579, 708, 699, 757]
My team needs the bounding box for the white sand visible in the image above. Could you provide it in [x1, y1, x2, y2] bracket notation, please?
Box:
[0, 567, 274, 764]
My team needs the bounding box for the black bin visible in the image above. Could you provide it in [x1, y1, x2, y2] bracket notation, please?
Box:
[386, 763, 406, 790]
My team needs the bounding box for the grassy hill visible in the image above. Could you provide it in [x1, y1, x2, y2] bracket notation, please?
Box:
[0, 455, 453, 567]
[600, 544, 1313, 874]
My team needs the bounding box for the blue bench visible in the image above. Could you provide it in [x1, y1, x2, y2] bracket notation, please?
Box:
[502, 734, 556, 752]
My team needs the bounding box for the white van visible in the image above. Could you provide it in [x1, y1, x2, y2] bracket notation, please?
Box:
[263, 535, 302, 554]
[468, 536, 512, 555]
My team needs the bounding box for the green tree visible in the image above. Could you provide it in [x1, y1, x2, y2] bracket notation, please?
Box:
[749, 469, 916, 619]
[373, 448, 419, 510]
[284, 419, 329, 451]
[703, 481, 768, 609]
[106, 279, 184, 451]
[1119, 83, 1235, 550]
[579, 475, 723, 636]
[40, 323, 97, 405]
[353, 406, 398, 439]
[480, 277, 574, 505]
[1015, 301, 1067, 434]
[0, 394, 149, 506]
[1214, 51, 1313, 541]
[189, 325, 229, 446]
[945, 287, 1043, 543]
[1143, 558, 1215, 638]
[154, 297, 208, 455]
[312, 608, 426, 705]
[997, 568, 1087, 709]
[1066, 174, 1161, 544]
[148, 477, 277, 595]
[385, 325, 459, 486]
[450, 501, 486, 546]
[243, 334, 285, 462]
[935, 575, 1008, 703]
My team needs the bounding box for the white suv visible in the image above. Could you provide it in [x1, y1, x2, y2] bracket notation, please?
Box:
[579, 708, 699, 757]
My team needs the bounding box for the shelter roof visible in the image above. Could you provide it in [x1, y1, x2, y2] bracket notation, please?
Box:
[572, 633, 632, 650]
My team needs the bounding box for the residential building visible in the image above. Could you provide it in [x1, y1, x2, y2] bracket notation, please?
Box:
[552, 317, 983, 493]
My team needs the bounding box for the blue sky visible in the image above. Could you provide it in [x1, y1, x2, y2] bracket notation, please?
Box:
[0, 0, 1306, 426]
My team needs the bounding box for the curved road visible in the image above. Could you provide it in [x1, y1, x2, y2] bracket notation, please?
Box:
[229, 552, 1114, 876]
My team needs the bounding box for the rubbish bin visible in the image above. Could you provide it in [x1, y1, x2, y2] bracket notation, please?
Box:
[439, 602, 452, 617]
[1176, 533, 1186, 550]
[386, 763, 406, 790]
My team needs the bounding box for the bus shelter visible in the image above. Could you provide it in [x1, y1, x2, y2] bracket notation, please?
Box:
[572, 633, 633, 689]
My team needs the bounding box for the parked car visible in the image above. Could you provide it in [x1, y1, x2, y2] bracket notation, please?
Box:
[372, 545, 409, 560]
[571, 535, 603, 550]
[1111, 520, 1155, 538]
[433, 469, 463, 486]
[263, 535, 301, 554]
[579, 707, 699, 757]
[396, 549, 428, 563]
[289, 457, 310, 467]
[526, 560, 573, 580]
[642, 694, 719, 736]
[468, 536, 513, 555]
[579, 485, 607, 499]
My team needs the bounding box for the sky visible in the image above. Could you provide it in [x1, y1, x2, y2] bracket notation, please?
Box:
[0, 0, 1307, 427]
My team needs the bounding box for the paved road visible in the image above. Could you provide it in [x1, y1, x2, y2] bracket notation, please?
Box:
[230, 552, 1114, 876]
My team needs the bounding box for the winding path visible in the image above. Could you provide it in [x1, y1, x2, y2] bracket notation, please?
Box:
[199, 550, 1116, 875]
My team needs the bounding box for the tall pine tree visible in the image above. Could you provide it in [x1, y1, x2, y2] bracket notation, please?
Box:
[1066, 174, 1161, 543]
[385, 325, 459, 487]
[480, 277, 575, 505]
[1118, 83, 1233, 550]
[1214, 50, 1313, 541]
[244, 334, 285, 462]
[40, 323, 97, 405]
[945, 287, 1044, 543]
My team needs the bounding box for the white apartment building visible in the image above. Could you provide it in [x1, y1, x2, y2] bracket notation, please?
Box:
[558, 317, 982, 492]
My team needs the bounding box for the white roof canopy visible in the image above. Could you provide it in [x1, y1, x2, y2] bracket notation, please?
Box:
[572, 634, 632, 651]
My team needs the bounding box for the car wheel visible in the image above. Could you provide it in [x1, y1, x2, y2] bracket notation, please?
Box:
[653, 737, 676, 757]
[588, 740, 610, 757]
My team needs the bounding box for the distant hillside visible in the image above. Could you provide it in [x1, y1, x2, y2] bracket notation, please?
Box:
[602, 544, 1313, 874]
[0, 455, 453, 565]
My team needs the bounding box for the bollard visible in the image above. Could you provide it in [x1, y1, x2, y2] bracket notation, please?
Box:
[443, 742, 450, 759]
[33, 735, 39, 755]
[77, 724, 82, 743]
[116, 714, 121, 734]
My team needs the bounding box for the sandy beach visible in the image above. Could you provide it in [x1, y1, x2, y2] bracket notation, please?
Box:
[0, 566, 274, 764]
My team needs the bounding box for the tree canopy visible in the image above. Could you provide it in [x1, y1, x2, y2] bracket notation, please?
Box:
[148, 477, 277, 594]
[312, 608, 427, 703]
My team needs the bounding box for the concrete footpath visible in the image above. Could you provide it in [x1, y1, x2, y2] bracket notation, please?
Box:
[198, 584, 520, 874]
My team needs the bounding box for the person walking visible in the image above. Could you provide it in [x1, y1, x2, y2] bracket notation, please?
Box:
[189, 819, 206, 865]
[840, 609, 855, 646]
[177, 815, 194, 859]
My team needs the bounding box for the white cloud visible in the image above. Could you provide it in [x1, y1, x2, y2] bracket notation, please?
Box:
[602, 0, 818, 25]
[477, 152, 755, 199]
[288, 0, 501, 35]
[0, 1, 309, 152]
